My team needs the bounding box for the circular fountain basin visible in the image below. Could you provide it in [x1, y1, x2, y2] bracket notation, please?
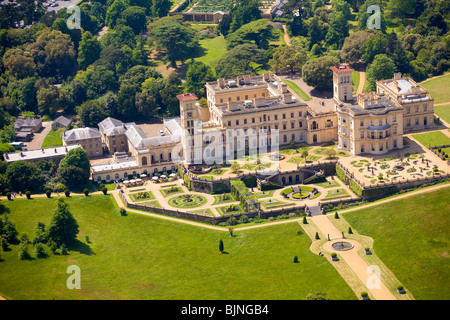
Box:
[331, 241, 354, 251]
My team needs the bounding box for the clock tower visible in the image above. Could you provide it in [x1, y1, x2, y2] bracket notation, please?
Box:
[177, 93, 199, 164]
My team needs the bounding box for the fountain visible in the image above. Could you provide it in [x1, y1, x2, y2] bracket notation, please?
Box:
[331, 241, 354, 251]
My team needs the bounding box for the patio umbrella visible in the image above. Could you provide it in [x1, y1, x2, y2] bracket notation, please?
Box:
[123, 180, 130, 184]
[140, 174, 147, 177]
[136, 178, 142, 182]
[130, 179, 136, 183]
[169, 173, 176, 177]
[160, 175, 167, 178]
[152, 176, 159, 180]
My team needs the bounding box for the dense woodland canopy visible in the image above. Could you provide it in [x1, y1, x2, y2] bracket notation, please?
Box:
[0, 0, 447, 144]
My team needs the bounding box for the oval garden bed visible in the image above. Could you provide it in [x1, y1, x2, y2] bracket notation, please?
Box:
[168, 194, 207, 209]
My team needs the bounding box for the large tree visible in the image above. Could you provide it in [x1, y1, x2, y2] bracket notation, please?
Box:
[46, 198, 79, 247]
[302, 56, 340, 90]
[77, 99, 110, 127]
[5, 160, 43, 192]
[226, 19, 278, 50]
[78, 31, 102, 70]
[269, 45, 307, 74]
[185, 61, 216, 98]
[365, 54, 396, 91]
[148, 16, 200, 68]
[341, 29, 378, 63]
[325, 11, 349, 49]
[59, 148, 91, 187]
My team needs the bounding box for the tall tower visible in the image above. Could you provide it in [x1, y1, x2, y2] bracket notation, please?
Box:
[177, 93, 199, 164]
[331, 64, 354, 103]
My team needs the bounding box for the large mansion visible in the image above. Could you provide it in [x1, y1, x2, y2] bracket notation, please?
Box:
[2, 65, 436, 183]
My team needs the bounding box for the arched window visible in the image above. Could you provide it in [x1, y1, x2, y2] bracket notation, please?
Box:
[142, 156, 148, 166]
[106, 175, 110, 182]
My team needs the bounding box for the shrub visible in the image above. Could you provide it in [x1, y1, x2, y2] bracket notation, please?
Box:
[99, 183, 105, 190]
[315, 232, 320, 239]
[59, 244, 68, 255]
[64, 189, 70, 197]
[46, 190, 51, 198]
[219, 239, 224, 253]
[34, 243, 46, 258]
[226, 216, 238, 226]
[6, 192, 11, 200]
[25, 191, 31, 199]
[331, 252, 337, 258]
[102, 187, 108, 195]
[83, 188, 89, 196]
[334, 211, 339, 219]
[120, 208, 127, 216]
[302, 216, 308, 224]
[18, 243, 30, 260]
[239, 215, 249, 224]
[361, 292, 368, 298]
[296, 229, 303, 235]
[293, 256, 299, 263]
[348, 227, 353, 234]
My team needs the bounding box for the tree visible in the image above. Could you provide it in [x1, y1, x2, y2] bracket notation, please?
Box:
[306, 292, 330, 300]
[214, 43, 265, 79]
[227, 0, 261, 34]
[341, 30, 378, 63]
[151, 0, 172, 18]
[325, 11, 349, 49]
[148, 16, 200, 68]
[121, 6, 147, 34]
[116, 84, 138, 120]
[226, 19, 278, 50]
[77, 99, 109, 127]
[83, 66, 119, 100]
[36, 85, 62, 116]
[1, 215, 19, 244]
[302, 56, 340, 90]
[78, 31, 102, 70]
[2, 48, 36, 79]
[185, 61, 216, 98]
[219, 239, 224, 253]
[332, 0, 352, 20]
[5, 160, 43, 192]
[357, 0, 386, 33]
[365, 54, 396, 91]
[100, 24, 136, 49]
[59, 148, 91, 179]
[269, 45, 307, 74]
[105, 0, 129, 28]
[46, 198, 79, 247]
[230, 162, 241, 173]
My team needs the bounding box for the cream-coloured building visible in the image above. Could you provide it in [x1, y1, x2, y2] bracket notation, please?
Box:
[62, 127, 102, 158]
[333, 64, 434, 155]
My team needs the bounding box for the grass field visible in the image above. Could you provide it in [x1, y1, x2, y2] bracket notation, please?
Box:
[421, 73, 450, 105]
[41, 128, 64, 148]
[195, 36, 228, 66]
[283, 79, 311, 101]
[412, 131, 450, 148]
[0, 195, 355, 300]
[342, 186, 450, 300]
[352, 71, 360, 93]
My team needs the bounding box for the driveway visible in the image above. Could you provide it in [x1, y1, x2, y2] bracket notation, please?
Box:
[26, 121, 52, 150]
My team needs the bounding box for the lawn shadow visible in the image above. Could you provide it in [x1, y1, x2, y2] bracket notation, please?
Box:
[70, 239, 95, 256]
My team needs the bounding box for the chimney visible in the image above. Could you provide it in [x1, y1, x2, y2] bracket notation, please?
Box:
[393, 80, 399, 92]
[217, 78, 225, 89]
[278, 81, 288, 94]
[283, 93, 292, 104]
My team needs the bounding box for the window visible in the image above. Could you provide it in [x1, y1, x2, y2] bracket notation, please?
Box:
[393, 115, 396, 122]
[228, 121, 231, 126]
[237, 96, 240, 101]
[299, 111, 302, 117]
[283, 114, 286, 119]
[360, 120, 364, 127]
[299, 121, 303, 128]
[236, 120, 239, 125]
[415, 106, 419, 113]
[252, 118, 255, 123]
[299, 133, 303, 140]
[360, 132, 364, 138]
[283, 124, 287, 130]
[220, 98, 223, 103]
[291, 112, 294, 118]
[245, 95, 248, 100]
[275, 115, 278, 120]
[406, 107, 410, 114]
[379, 120, 382, 126]
[283, 135, 287, 143]
[407, 119, 411, 126]
[415, 118, 419, 125]
[423, 105, 427, 112]
[291, 123, 295, 129]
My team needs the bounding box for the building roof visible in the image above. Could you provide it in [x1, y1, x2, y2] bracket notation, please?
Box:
[63, 127, 102, 142]
[330, 64, 354, 73]
[14, 117, 42, 129]
[176, 93, 198, 102]
[3, 145, 80, 163]
[98, 117, 126, 137]
[125, 123, 181, 149]
[91, 159, 139, 174]
[53, 115, 72, 127]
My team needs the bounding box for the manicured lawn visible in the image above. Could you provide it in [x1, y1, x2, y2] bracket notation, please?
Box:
[283, 79, 311, 101]
[323, 189, 350, 200]
[434, 104, 450, 125]
[352, 71, 360, 93]
[168, 194, 207, 208]
[0, 195, 355, 300]
[412, 131, 450, 148]
[261, 198, 294, 209]
[315, 181, 341, 188]
[212, 193, 236, 205]
[420, 73, 450, 104]
[159, 187, 184, 198]
[342, 186, 450, 300]
[41, 128, 64, 148]
[195, 36, 228, 66]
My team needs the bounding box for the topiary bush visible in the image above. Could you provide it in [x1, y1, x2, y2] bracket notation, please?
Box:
[64, 189, 70, 197]
[46, 190, 51, 198]
[25, 191, 31, 199]
[83, 188, 89, 196]
[102, 187, 108, 195]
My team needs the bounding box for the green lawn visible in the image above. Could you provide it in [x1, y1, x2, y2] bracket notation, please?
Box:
[352, 71, 360, 93]
[412, 131, 450, 148]
[421, 73, 450, 105]
[343, 186, 450, 300]
[283, 79, 311, 101]
[195, 36, 228, 66]
[41, 128, 65, 148]
[434, 104, 450, 125]
[0, 195, 355, 300]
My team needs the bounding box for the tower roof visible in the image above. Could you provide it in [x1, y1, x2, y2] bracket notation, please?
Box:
[330, 64, 354, 73]
[176, 93, 198, 102]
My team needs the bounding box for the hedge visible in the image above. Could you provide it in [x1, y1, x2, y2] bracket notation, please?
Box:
[336, 165, 346, 182]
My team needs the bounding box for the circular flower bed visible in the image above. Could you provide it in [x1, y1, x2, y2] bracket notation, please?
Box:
[168, 194, 207, 208]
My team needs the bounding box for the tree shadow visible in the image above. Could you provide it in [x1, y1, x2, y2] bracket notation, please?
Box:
[70, 239, 95, 256]
[0, 203, 10, 214]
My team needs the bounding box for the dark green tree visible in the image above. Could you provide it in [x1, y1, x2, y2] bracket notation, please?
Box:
[302, 56, 340, 90]
[219, 239, 224, 253]
[5, 160, 43, 192]
[365, 54, 396, 91]
[78, 31, 102, 70]
[46, 198, 79, 247]
[185, 61, 216, 98]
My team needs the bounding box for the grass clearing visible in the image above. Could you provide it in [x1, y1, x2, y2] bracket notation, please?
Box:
[420, 73, 450, 105]
[412, 131, 450, 148]
[342, 186, 450, 300]
[195, 36, 228, 66]
[41, 128, 65, 148]
[0, 195, 356, 300]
